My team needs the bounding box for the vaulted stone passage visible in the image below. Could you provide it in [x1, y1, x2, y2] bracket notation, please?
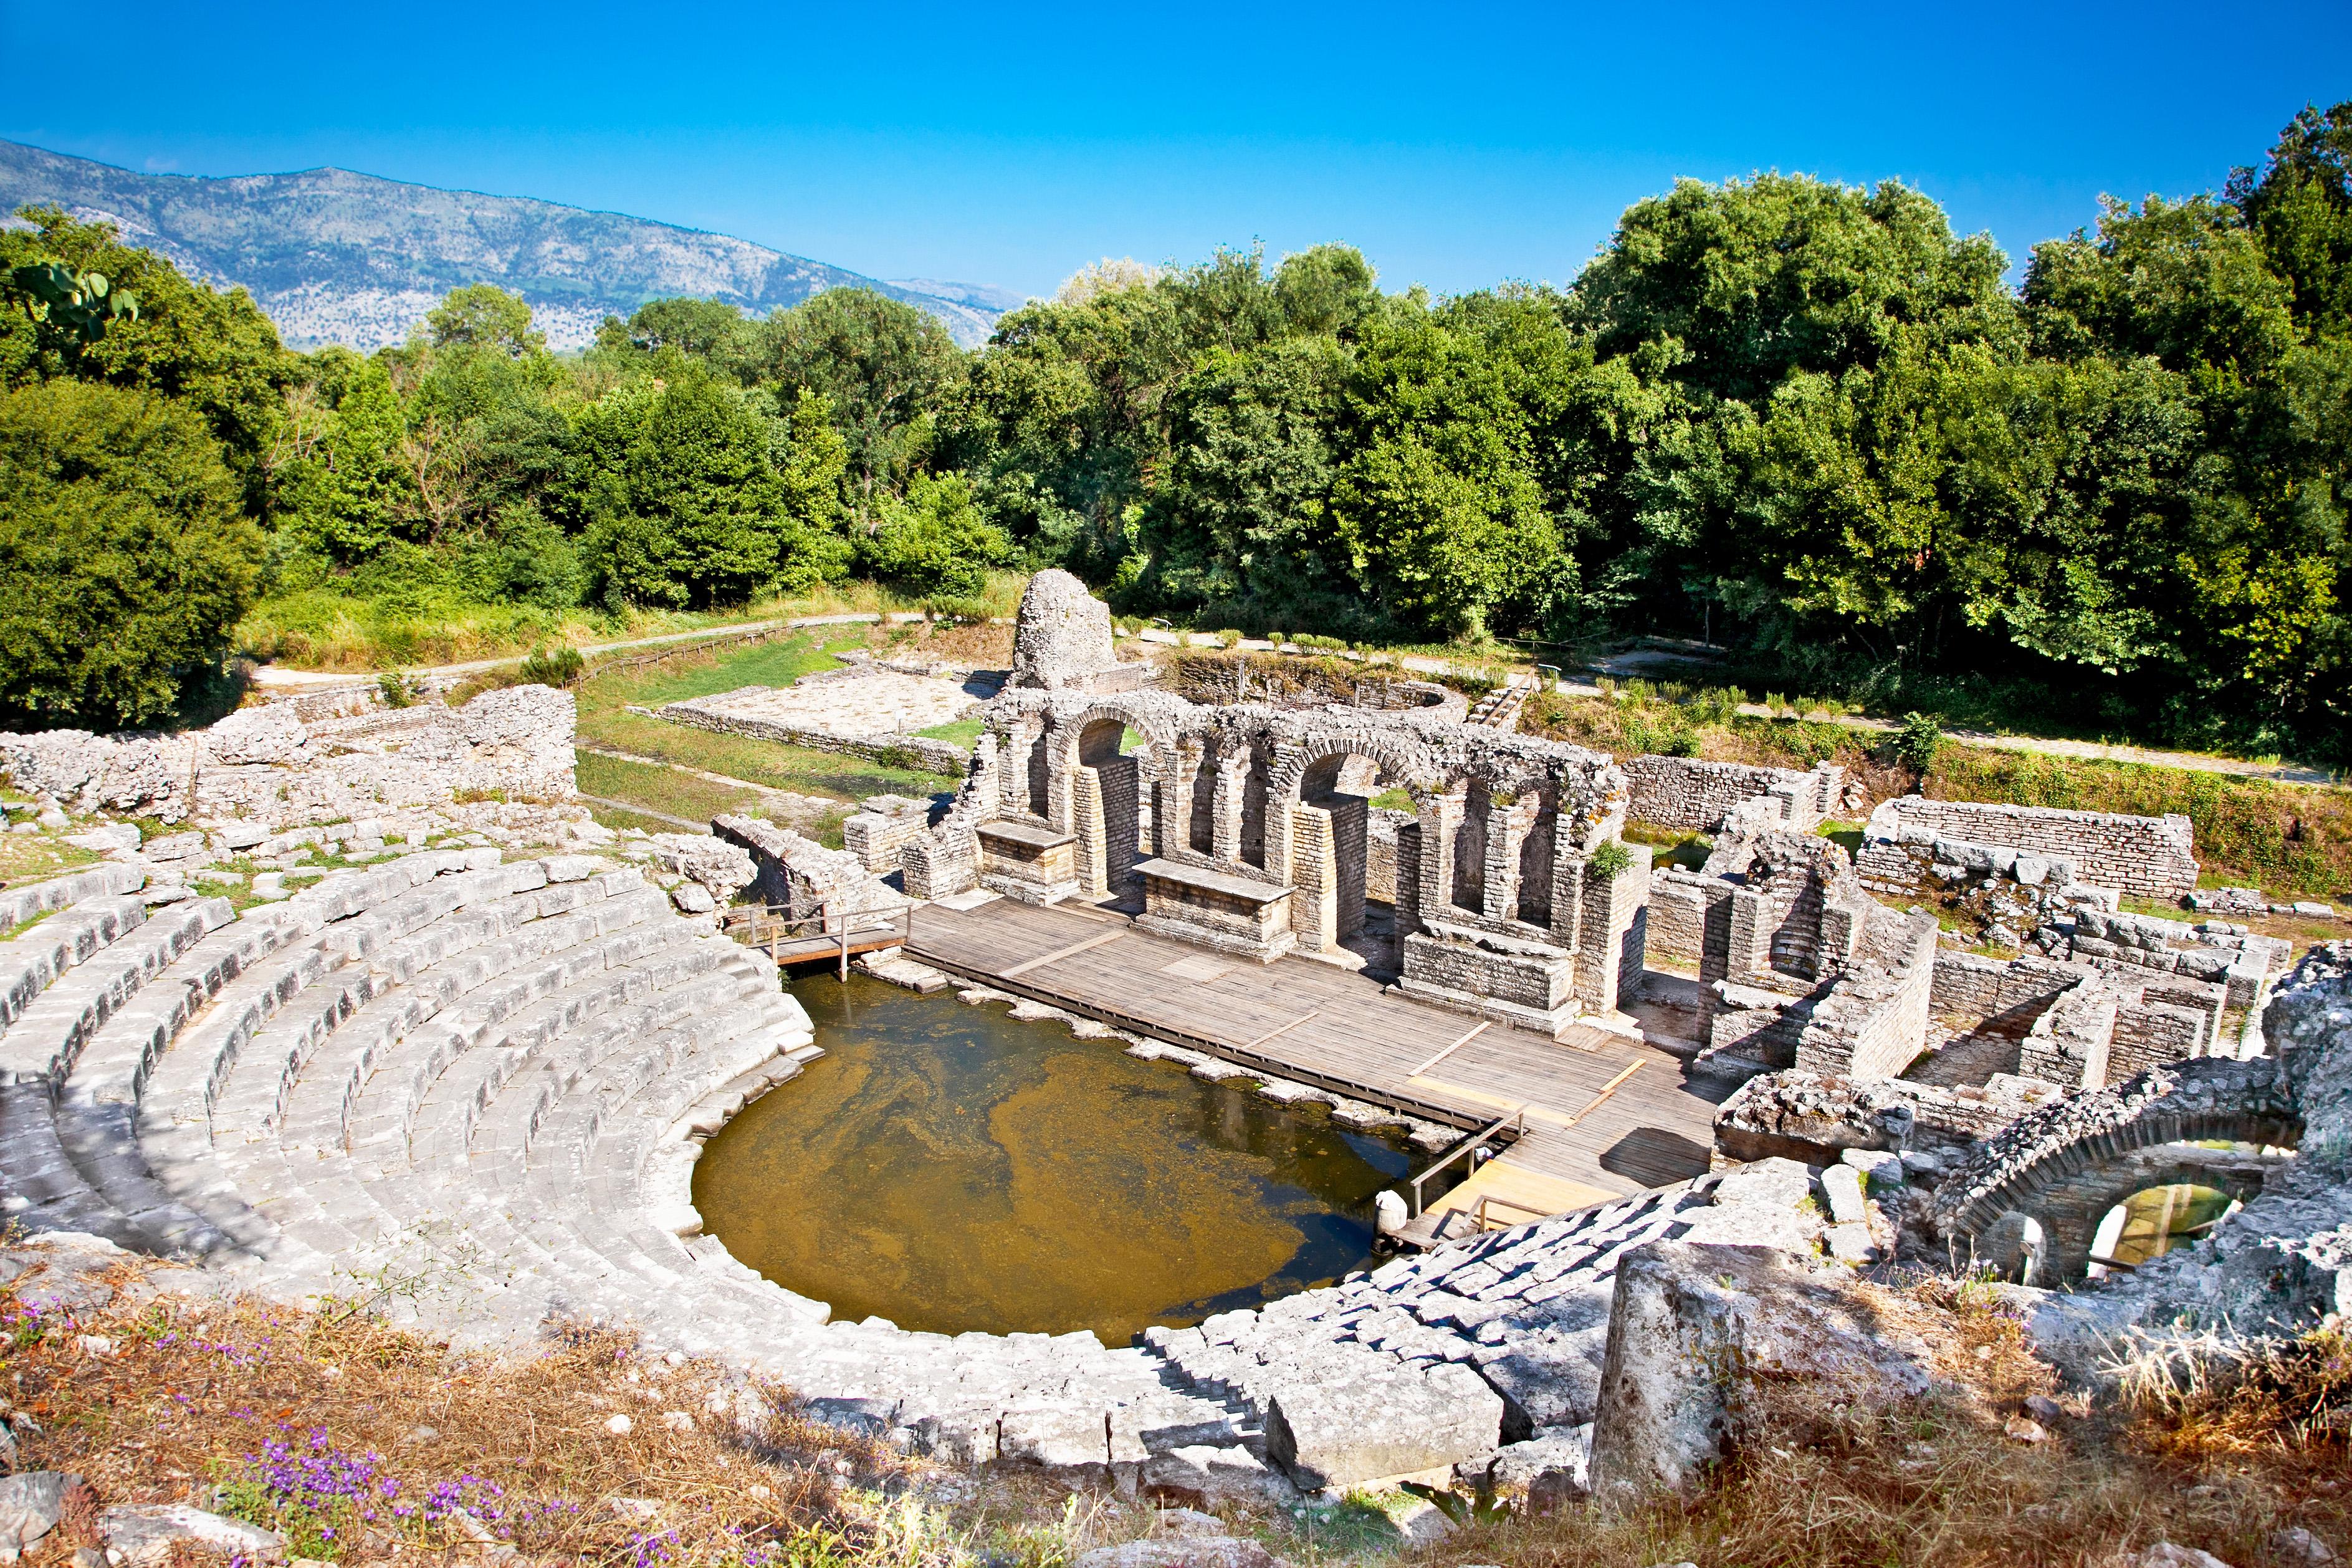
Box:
[1931, 1054, 2303, 1282]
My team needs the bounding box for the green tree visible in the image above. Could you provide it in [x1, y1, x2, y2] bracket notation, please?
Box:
[426, 284, 547, 358]
[752, 289, 967, 512]
[277, 348, 416, 562]
[2227, 101, 2352, 341]
[0, 380, 262, 727]
[1331, 317, 1569, 639]
[572, 376, 845, 607]
[857, 471, 1012, 598]
[0, 206, 290, 515]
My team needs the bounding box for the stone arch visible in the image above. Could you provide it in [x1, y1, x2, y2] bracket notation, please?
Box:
[1058, 699, 1175, 896]
[2037, 1147, 2282, 1283]
[1266, 733, 1440, 807]
[1933, 1056, 2302, 1276]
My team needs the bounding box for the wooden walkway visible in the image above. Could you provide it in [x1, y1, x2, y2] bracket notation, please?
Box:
[905, 899, 1729, 1208]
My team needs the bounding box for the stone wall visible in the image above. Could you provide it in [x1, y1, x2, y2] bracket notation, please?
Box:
[1623, 757, 1843, 834]
[1644, 869, 1728, 972]
[1365, 807, 1412, 904]
[1867, 798, 2197, 901]
[712, 815, 906, 920]
[652, 697, 968, 775]
[1792, 905, 1940, 1079]
[2063, 906, 2285, 1010]
[1713, 1068, 2065, 1165]
[0, 686, 576, 828]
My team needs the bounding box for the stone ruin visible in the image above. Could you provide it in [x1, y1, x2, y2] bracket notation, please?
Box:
[0, 686, 578, 828]
[1011, 568, 1149, 694]
[1647, 828, 1939, 1080]
[1863, 796, 2200, 902]
[896, 684, 1651, 1036]
[1622, 755, 1850, 836]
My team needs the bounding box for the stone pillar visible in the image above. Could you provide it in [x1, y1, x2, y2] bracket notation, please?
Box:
[1169, 736, 1205, 856]
[1071, 766, 1109, 896]
[1213, 753, 1251, 866]
[1006, 718, 1049, 818]
[965, 730, 1003, 825]
[1327, 793, 1369, 939]
[1417, 788, 1466, 922]
[1291, 802, 1337, 951]
[1483, 795, 1541, 929]
[1574, 840, 1653, 1013]
[1043, 729, 1079, 835]
[1395, 820, 1424, 936]
[1548, 831, 1586, 954]
[1726, 888, 1774, 982]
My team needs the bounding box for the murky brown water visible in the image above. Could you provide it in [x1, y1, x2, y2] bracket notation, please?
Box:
[692, 975, 1410, 1344]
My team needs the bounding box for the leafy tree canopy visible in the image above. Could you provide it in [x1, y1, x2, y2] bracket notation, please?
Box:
[0, 380, 263, 728]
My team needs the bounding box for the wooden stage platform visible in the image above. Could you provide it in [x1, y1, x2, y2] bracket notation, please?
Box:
[904, 898, 1729, 1212]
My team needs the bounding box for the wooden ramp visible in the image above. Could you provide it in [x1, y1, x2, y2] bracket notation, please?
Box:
[904, 898, 1728, 1212]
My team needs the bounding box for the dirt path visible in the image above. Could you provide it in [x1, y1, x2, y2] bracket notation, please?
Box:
[248, 612, 900, 689]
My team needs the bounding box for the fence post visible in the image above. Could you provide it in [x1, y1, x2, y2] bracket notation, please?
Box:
[837, 901, 849, 983]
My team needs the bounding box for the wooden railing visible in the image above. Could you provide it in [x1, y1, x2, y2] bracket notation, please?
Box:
[1406, 1104, 1526, 1217]
[720, 901, 910, 980]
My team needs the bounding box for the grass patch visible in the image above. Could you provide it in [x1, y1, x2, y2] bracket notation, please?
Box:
[573, 629, 964, 808]
[575, 752, 771, 826]
[914, 717, 986, 747]
[0, 830, 98, 892]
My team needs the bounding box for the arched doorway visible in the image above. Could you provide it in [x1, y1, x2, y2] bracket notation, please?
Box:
[1074, 712, 1152, 901]
[1289, 749, 1420, 975]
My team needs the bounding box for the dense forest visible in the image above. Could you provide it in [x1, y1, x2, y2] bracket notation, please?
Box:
[2, 106, 2349, 762]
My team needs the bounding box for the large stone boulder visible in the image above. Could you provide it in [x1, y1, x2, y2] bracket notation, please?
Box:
[1011, 570, 1124, 691]
[1586, 1242, 1930, 1507]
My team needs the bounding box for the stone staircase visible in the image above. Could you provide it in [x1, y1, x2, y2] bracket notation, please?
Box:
[1465, 672, 1539, 730]
[0, 851, 1247, 1476]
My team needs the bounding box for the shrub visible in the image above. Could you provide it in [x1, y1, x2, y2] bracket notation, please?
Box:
[1588, 841, 1634, 877]
[0, 380, 262, 729]
[856, 472, 1012, 599]
[1891, 710, 1946, 773]
[519, 646, 585, 687]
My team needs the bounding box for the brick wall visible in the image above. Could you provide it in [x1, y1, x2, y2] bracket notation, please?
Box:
[1645, 869, 1728, 972]
[1793, 906, 1939, 1079]
[1872, 798, 2197, 900]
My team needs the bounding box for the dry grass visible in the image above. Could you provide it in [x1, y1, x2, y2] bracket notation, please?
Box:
[19, 1246, 2352, 1568]
[7, 1260, 898, 1566]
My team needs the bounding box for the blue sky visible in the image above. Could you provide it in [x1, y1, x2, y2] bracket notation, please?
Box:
[2, 1, 2347, 302]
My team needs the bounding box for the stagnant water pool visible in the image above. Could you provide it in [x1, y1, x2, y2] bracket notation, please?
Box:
[692, 975, 1411, 1344]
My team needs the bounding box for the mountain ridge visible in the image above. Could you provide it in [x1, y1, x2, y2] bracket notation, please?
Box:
[0, 139, 1018, 350]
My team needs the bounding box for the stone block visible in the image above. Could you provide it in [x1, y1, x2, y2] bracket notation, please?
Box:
[1264, 1359, 1505, 1489]
[1819, 1163, 1868, 1225]
[1138, 1443, 1296, 1505]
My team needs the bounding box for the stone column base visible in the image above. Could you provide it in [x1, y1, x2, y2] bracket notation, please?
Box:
[981, 872, 1081, 906]
[1397, 930, 1582, 1039]
[1135, 912, 1297, 964]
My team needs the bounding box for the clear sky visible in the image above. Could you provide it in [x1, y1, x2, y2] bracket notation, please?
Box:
[3, 1, 2348, 303]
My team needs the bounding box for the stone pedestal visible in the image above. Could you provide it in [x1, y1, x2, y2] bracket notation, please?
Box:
[977, 819, 1079, 905]
[1397, 920, 1582, 1037]
[1132, 857, 1296, 962]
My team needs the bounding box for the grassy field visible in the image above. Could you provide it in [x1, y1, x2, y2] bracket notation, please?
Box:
[565, 625, 972, 843]
[236, 570, 1035, 674]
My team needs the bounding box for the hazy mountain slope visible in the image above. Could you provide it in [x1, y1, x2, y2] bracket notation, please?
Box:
[0, 140, 1009, 350]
